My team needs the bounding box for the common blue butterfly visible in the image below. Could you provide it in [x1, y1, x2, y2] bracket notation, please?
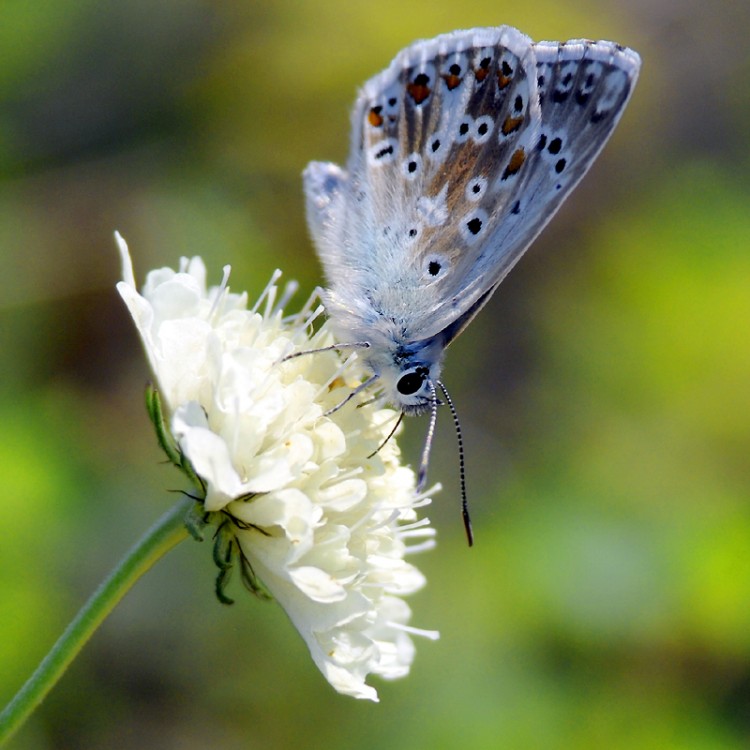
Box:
[303, 26, 641, 542]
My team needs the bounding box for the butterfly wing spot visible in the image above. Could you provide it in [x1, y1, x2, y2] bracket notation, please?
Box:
[382, 88, 401, 117]
[426, 131, 449, 163]
[368, 106, 384, 127]
[497, 58, 514, 89]
[443, 63, 463, 90]
[459, 208, 489, 244]
[402, 152, 422, 179]
[424, 254, 449, 280]
[439, 51, 469, 93]
[465, 176, 488, 202]
[554, 158, 567, 174]
[500, 147, 526, 180]
[510, 199, 521, 214]
[473, 115, 494, 143]
[367, 138, 398, 166]
[548, 137, 563, 154]
[365, 84, 402, 132]
[456, 116, 474, 143]
[407, 72, 432, 104]
[406, 225, 422, 243]
[501, 115, 524, 136]
[474, 55, 492, 82]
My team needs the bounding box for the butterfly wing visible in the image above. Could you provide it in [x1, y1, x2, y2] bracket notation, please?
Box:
[305, 27, 540, 342]
[437, 39, 642, 329]
[305, 28, 640, 345]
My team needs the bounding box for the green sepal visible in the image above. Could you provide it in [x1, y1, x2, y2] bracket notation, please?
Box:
[212, 521, 234, 569]
[212, 521, 237, 605]
[215, 566, 235, 605]
[184, 503, 210, 542]
[209, 519, 273, 604]
[145, 383, 181, 468]
[240, 554, 272, 600]
[145, 384, 205, 495]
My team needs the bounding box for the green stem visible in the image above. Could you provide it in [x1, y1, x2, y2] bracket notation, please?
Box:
[0, 497, 193, 746]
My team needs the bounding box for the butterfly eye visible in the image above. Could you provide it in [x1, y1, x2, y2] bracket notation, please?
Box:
[397, 368, 427, 395]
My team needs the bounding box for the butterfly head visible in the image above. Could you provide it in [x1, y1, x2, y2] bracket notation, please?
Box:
[391, 364, 435, 415]
[364, 337, 446, 416]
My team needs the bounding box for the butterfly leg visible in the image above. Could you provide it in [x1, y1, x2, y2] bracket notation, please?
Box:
[324, 372, 380, 416]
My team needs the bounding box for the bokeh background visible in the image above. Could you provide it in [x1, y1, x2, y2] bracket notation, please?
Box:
[2, 1, 750, 747]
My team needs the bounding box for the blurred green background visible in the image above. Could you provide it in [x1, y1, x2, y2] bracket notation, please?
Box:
[2, 1, 750, 747]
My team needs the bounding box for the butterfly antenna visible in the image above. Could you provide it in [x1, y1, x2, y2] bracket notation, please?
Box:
[280, 341, 370, 363]
[367, 411, 405, 459]
[417, 381, 439, 493]
[437, 380, 474, 547]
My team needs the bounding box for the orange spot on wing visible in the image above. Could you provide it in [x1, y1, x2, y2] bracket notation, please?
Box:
[497, 72, 512, 89]
[502, 148, 526, 180]
[407, 81, 431, 104]
[474, 58, 491, 82]
[442, 73, 462, 90]
[368, 107, 384, 127]
[501, 116, 524, 135]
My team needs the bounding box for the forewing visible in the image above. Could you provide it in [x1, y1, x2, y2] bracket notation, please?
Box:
[341, 26, 543, 341]
[306, 29, 641, 344]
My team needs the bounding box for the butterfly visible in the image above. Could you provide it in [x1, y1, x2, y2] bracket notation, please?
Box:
[303, 26, 641, 543]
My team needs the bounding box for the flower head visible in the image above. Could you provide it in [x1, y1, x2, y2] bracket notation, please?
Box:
[115, 233, 438, 701]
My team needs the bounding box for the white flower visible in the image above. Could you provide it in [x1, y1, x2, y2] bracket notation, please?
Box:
[115, 233, 438, 701]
